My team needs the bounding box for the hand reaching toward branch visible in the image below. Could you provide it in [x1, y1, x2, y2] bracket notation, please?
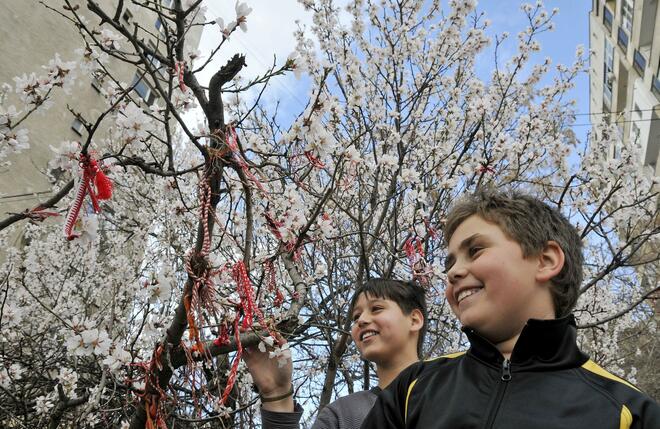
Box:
[243, 333, 294, 412]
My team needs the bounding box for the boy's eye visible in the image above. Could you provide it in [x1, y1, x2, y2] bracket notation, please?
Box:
[371, 306, 383, 312]
[468, 246, 483, 257]
[352, 313, 361, 322]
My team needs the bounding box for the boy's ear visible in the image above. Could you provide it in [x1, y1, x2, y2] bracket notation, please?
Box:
[409, 308, 424, 332]
[535, 240, 565, 283]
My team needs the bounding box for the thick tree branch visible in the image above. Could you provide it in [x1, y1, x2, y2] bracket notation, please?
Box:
[0, 180, 74, 231]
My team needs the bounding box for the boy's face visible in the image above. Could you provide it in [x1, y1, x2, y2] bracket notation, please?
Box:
[445, 215, 555, 345]
[350, 293, 421, 364]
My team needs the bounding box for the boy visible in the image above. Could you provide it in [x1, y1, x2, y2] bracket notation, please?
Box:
[243, 278, 427, 428]
[361, 189, 660, 428]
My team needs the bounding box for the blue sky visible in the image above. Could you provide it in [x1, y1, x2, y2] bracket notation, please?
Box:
[196, 1, 594, 139]
[476, 0, 594, 141]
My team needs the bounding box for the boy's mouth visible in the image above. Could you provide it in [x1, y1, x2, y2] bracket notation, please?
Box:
[456, 287, 483, 304]
[360, 330, 379, 341]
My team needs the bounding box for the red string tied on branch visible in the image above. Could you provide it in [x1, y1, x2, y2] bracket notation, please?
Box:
[404, 236, 430, 286]
[142, 344, 168, 429]
[217, 261, 279, 406]
[63, 153, 112, 240]
[25, 206, 60, 222]
[265, 259, 284, 307]
[264, 212, 284, 240]
[225, 126, 267, 194]
[424, 217, 438, 239]
[232, 261, 258, 331]
[183, 178, 215, 354]
[476, 163, 495, 174]
[175, 61, 188, 92]
[219, 317, 243, 405]
[213, 322, 230, 347]
[304, 150, 325, 169]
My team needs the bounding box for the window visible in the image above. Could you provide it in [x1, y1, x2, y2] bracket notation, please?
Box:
[603, 39, 614, 107]
[146, 53, 165, 77]
[620, 0, 634, 34]
[617, 27, 629, 51]
[633, 50, 646, 75]
[71, 118, 85, 136]
[122, 9, 133, 25]
[643, 113, 658, 167]
[131, 73, 156, 105]
[156, 0, 173, 30]
[603, 5, 613, 31]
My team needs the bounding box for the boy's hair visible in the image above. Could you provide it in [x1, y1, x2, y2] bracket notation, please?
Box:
[443, 189, 583, 317]
[349, 278, 428, 358]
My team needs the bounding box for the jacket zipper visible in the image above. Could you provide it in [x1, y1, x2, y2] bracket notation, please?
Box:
[483, 359, 511, 429]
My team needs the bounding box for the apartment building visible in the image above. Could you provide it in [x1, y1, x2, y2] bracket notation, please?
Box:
[0, 0, 202, 218]
[590, 3, 660, 385]
[589, 0, 659, 176]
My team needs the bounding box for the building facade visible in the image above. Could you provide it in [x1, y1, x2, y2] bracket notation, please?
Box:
[0, 0, 202, 221]
[589, 0, 659, 176]
[590, 1, 660, 395]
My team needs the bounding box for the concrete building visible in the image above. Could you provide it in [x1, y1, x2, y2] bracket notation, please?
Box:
[0, 0, 202, 220]
[589, 1, 659, 397]
[589, 0, 660, 176]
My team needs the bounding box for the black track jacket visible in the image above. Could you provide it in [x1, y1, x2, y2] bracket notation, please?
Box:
[360, 316, 660, 429]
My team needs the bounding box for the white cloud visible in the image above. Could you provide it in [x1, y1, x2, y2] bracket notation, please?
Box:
[195, 1, 313, 107]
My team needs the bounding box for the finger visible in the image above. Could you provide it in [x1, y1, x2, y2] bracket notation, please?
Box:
[273, 331, 287, 347]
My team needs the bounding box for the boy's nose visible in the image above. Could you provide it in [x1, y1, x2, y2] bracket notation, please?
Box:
[355, 312, 374, 327]
[447, 262, 467, 283]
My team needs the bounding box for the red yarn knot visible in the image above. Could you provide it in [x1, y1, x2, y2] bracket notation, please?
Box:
[63, 153, 112, 240]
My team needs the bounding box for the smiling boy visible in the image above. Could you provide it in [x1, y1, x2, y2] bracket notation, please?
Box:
[361, 189, 660, 428]
[244, 278, 427, 429]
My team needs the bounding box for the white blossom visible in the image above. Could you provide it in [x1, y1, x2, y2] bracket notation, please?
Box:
[99, 29, 123, 50]
[58, 368, 79, 396]
[35, 395, 54, 415]
[268, 343, 291, 368]
[235, 1, 253, 32]
[116, 102, 153, 142]
[103, 347, 132, 372]
[66, 328, 111, 357]
[48, 140, 79, 172]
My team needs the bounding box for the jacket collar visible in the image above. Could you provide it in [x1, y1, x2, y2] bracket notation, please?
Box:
[462, 315, 589, 370]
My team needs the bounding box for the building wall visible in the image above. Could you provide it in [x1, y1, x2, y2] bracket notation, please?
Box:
[0, 0, 202, 219]
[589, 0, 660, 175]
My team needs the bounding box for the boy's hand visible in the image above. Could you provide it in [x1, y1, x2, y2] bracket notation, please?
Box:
[243, 333, 294, 412]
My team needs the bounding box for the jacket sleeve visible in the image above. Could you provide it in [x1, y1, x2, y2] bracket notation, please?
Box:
[310, 405, 340, 429]
[634, 394, 660, 428]
[261, 403, 303, 429]
[360, 362, 422, 429]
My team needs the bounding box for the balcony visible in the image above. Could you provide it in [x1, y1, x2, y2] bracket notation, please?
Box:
[633, 50, 646, 76]
[603, 6, 613, 31]
[617, 27, 629, 52]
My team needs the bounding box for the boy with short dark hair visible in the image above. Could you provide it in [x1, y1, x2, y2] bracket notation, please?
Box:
[361, 189, 660, 428]
[244, 278, 427, 429]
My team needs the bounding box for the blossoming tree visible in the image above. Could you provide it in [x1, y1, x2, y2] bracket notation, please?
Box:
[0, 0, 658, 427]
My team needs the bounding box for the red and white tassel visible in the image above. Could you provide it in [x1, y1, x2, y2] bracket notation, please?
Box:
[63, 154, 113, 241]
[63, 176, 89, 241]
